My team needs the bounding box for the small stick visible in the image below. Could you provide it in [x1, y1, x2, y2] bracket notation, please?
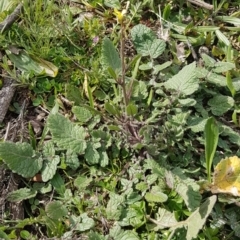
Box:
[187, 0, 213, 10]
[0, 3, 23, 33]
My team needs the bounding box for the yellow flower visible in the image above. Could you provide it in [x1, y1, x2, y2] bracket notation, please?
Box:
[113, 8, 126, 23]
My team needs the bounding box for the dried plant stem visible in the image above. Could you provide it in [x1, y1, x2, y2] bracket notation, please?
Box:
[187, 0, 213, 10]
[119, 22, 129, 108]
[0, 3, 23, 33]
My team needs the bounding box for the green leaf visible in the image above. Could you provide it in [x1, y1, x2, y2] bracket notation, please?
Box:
[41, 142, 60, 182]
[47, 113, 87, 154]
[213, 61, 235, 73]
[226, 71, 236, 97]
[106, 193, 124, 220]
[169, 196, 217, 240]
[136, 182, 148, 192]
[194, 26, 220, 32]
[74, 176, 92, 191]
[0, 0, 17, 12]
[153, 61, 172, 75]
[46, 201, 68, 220]
[0, 142, 42, 178]
[65, 149, 80, 170]
[172, 168, 202, 211]
[201, 53, 216, 67]
[215, 29, 230, 46]
[131, 24, 166, 58]
[50, 173, 66, 196]
[103, 0, 120, 9]
[104, 102, 120, 116]
[77, 213, 95, 232]
[72, 106, 93, 123]
[99, 150, 109, 167]
[145, 191, 168, 203]
[84, 143, 100, 165]
[188, 117, 208, 133]
[102, 38, 121, 74]
[185, 196, 217, 240]
[6, 50, 58, 77]
[0, 229, 10, 240]
[30, 55, 58, 77]
[164, 62, 199, 95]
[126, 103, 138, 116]
[208, 95, 234, 116]
[206, 72, 227, 86]
[178, 98, 196, 107]
[154, 208, 178, 230]
[20, 230, 31, 240]
[204, 117, 219, 182]
[65, 84, 83, 105]
[119, 202, 145, 228]
[215, 16, 240, 26]
[139, 62, 152, 71]
[88, 231, 105, 240]
[109, 225, 139, 240]
[7, 188, 37, 202]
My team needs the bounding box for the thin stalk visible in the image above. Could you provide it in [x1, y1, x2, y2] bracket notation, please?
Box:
[119, 21, 129, 109]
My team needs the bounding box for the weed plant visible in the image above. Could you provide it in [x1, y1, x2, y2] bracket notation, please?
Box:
[0, 0, 240, 239]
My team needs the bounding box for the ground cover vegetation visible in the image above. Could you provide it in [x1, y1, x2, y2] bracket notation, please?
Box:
[0, 0, 240, 239]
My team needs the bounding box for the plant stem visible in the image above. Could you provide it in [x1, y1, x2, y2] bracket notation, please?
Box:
[119, 21, 129, 108]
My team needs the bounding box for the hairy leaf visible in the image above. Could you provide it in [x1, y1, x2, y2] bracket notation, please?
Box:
[41, 142, 60, 182]
[76, 213, 95, 232]
[0, 142, 42, 178]
[46, 201, 68, 220]
[131, 24, 166, 58]
[185, 196, 217, 239]
[213, 61, 235, 73]
[72, 106, 92, 123]
[103, 0, 120, 9]
[145, 191, 168, 203]
[109, 224, 139, 240]
[154, 208, 178, 230]
[85, 143, 100, 165]
[47, 113, 87, 154]
[99, 150, 109, 167]
[106, 193, 124, 220]
[7, 188, 37, 202]
[65, 149, 80, 170]
[101, 38, 121, 74]
[74, 176, 92, 191]
[168, 196, 216, 240]
[164, 62, 199, 95]
[208, 95, 234, 116]
[172, 168, 202, 211]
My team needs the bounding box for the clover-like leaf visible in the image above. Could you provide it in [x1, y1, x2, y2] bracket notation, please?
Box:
[0, 142, 42, 178]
